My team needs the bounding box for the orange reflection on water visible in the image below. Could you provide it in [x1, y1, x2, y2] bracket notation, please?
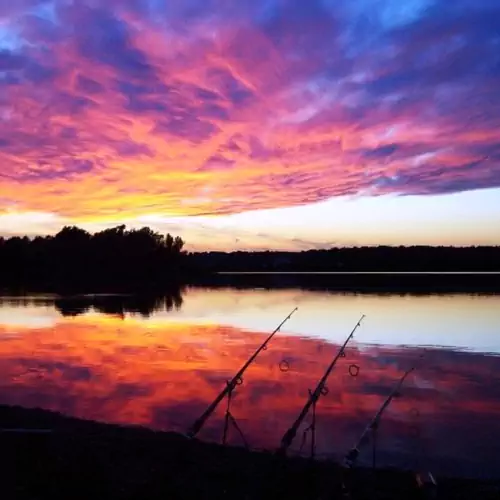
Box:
[1, 313, 500, 476]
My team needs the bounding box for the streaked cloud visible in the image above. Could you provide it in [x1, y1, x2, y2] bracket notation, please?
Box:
[0, 0, 499, 243]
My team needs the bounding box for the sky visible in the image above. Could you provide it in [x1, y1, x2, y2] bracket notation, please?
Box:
[0, 0, 499, 250]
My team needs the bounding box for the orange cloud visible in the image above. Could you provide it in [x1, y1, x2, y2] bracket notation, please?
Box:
[0, 0, 499, 229]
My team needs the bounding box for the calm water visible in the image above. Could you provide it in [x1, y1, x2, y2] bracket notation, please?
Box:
[1, 288, 499, 478]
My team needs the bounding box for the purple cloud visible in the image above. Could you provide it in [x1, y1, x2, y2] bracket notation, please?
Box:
[198, 154, 236, 172]
[0, 0, 498, 219]
[76, 75, 104, 95]
[71, 6, 155, 80]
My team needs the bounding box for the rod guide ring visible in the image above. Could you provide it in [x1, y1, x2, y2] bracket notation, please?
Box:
[349, 364, 360, 377]
[279, 360, 290, 372]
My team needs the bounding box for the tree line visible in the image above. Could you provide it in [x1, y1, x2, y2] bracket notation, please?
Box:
[0, 225, 186, 291]
[0, 225, 498, 292]
[186, 246, 500, 292]
[188, 246, 500, 272]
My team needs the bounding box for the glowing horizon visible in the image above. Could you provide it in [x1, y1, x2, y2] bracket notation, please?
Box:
[1, 0, 499, 250]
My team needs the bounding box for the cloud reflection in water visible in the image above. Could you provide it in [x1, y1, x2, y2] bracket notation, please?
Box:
[1, 296, 499, 479]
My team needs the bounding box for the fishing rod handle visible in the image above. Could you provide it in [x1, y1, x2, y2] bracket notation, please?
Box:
[187, 385, 231, 437]
[279, 428, 297, 453]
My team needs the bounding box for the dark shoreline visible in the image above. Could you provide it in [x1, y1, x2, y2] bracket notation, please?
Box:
[187, 271, 500, 294]
[2, 271, 500, 313]
[1, 275, 498, 320]
[2, 227, 499, 295]
[2, 271, 500, 299]
[1, 405, 499, 500]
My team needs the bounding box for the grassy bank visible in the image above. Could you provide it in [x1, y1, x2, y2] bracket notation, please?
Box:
[1, 405, 499, 500]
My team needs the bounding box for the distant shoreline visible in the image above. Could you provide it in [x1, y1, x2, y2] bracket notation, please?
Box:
[2, 269, 500, 296]
[218, 271, 500, 275]
[2, 227, 499, 292]
[190, 270, 500, 294]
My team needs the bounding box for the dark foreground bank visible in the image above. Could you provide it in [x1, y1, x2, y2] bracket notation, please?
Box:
[1, 406, 499, 500]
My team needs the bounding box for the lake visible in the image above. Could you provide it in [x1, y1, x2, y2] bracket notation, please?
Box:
[1, 287, 499, 479]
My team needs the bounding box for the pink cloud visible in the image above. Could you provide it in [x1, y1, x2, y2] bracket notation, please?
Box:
[0, 0, 499, 222]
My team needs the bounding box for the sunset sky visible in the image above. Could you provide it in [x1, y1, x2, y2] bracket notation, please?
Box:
[1, 0, 499, 250]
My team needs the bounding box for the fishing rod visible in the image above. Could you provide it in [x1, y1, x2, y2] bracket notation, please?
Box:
[278, 314, 365, 455]
[344, 352, 425, 468]
[187, 307, 298, 439]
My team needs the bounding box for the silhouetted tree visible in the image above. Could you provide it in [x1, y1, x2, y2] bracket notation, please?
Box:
[185, 246, 499, 273]
[0, 225, 498, 293]
[0, 225, 187, 292]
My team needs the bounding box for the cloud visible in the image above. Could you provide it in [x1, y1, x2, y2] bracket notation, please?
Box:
[197, 154, 235, 173]
[0, 0, 498, 223]
[363, 144, 399, 159]
[0, 50, 25, 70]
[76, 75, 104, 95]
[71, 5, 155, 80]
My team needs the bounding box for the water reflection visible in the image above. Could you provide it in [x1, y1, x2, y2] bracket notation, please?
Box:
[0, 289, 499, 479]
[54, 292, 184, 317]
